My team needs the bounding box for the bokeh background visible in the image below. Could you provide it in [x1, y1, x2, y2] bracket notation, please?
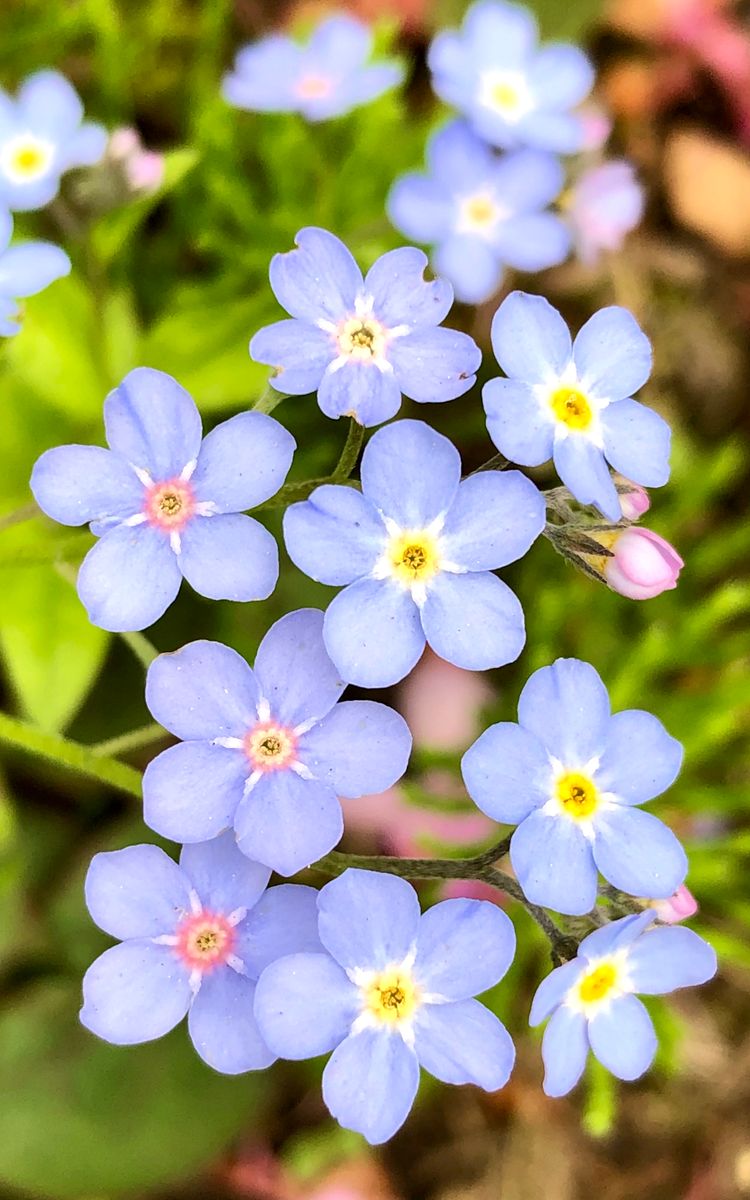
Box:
[1, 0, 749, 1197]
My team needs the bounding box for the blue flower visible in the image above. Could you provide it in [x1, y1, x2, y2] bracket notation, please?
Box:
[250, 228, 481, 427]
[222, 14, 403, 122]
[80, 832, 323, 1073]
[254, 868, 516, 1144]
[529, 911, 717, 1096]
[462, 658, 688, 916]
[567, 161, 644, 265]
[142, 609, 412, 877]
[0, 210, 70, 335]
[0, 69, 107, 212]
[387, 121, 570, 305]
[483, 291, 670, 521]
[283, 419, 545, 688]
[428, 1, 594, 154]
[30, 368, 295, 631]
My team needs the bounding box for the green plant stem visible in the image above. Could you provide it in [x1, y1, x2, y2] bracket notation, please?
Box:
[253, 383, 286, 415]
[254, 419, 365, 511]
[0, 501, 40, 534]
[0, 712, 142, 799]
[91, 723, 166, 758]
[333, 418, 364, 480]
[119, 630, 159, 668]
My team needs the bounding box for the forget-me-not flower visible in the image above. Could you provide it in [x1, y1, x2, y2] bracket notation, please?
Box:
[30, 368, 295, 631]
[222, 15, 403, 123]
[0, 69, 107, 212]
[567, 161, 644, 266]
[142, 609, 412, 877]
[250, 228, 481, 427]
[387, 120, 570, 305]
[283, 419, 546, 688]
[254, 868, 516, 1144]
[428, 1, 594, 154]
[483, 291, 671, 521]
[81, 832, 323, 1073]
[530, 911, 716, 1096]
[0, 209, 70, 335]
[462, 657, 688, 916]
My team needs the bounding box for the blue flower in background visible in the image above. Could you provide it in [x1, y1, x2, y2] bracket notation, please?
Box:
[222, 14, 403, 122]
[462, 657, 688, 916]
[483, 291, 670, 521]
[283, 419, 545, 688]
[81, 832, 323, 1073]
[0, 209, 70, 335]
[254, 868, 516, 1144]
[530, 911, 716, 1096]
[142, 609, 412, 877]
[30, 367, 295, 631]
[566, 160, 645, 265]
[250, 228, 481, 427]
[0, 69, 107, 211]
[388, 120, 570, 305]
[428, 1, 594, 154]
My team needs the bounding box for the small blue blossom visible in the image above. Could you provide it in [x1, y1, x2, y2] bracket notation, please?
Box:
[462, 658, 688, 916]
[30, 367, 295, 631]
[254, 868, 516, 1144]
[530, 911, 717, 1097]
[387, 120, 570, 305]
[428, 1, 594, 154]
[0, 210, 70, 335]
[80, 832, 323, 1073]
[283, 419, 545, 688]
[222, 15, 403, 123]
[567, 161, 644, 265]
[250, 228, 481, 427]
[483, 291, 671, 521]
[142, 609, 412, 877]
[0, 69, 107, 212]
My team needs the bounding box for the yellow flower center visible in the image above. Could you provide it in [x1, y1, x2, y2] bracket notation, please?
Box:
[556, 771, 599, 820]
[1, 135, 53, 182]
[337, 317, 386, 362]
[479, 71, 531, 120]
[550, 386, 594, 431]
[159, 491, 182, 517]
[244, 723, 297, 772]
[459, 191, 500, 234]
[577, 961, 619, 1005]
[388, 529, 441, 587]
[364, 968, 419, 1025]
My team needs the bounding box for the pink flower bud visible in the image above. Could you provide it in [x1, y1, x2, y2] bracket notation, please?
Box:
[567, 161, 644, 265]
[651, 883, 699, 924]
[126, 149, 165, 193]
[605, 527, 683, 599]
[108, 127, 140, 160]
[619, 482, 651, 520]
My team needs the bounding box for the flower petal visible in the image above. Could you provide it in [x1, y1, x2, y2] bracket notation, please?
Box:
[514, 110, 586, 154]
[236, 883, 322, 978]
[30, 445, 142, 527]
[249, 319, 333, 394]
[490, 291, 572, 384]
[365, 246, 453, 328]
[188, 970, 274, 1073]
[528, 959, 586, 1026]
[254, 608, 345, 725]
[85, 845, 192, 940]
[19, 69, 83, 137]
[461, 721, 553, 825]
[318, 361, 403, 427]
[146, 639, 260, 740]
[553, 434, 621, 521]
[573, 306, 652, 402]
[389, 326, 481, 404]
[191, 411, 295, 511]
[0, 242, 70, 297]
[387, 174, 453, 244]
[283, 485, 383, 586]
[592, 805, 687, 899]
[428, 118, 495, 185]
[178, 830, 270, 915]
[414, 898, 515, 999]
[414, 999, 514, 1090]
[625, 926, 717, 994]
[222, 36, 301, 112]
[58, 122, 107, 169]
[299, 700, 411, 799]
[511, 810, 598, 916]
[492, 213, 570, 272]
[322, 1028, 420, 1145]
[361, 418, 461, 526]
[528, 44, 594, 108]
[308, 14, 370, 67]
[269, 227, 362, 323]
[143, 741, 247, 843]
[588, 994, 656, 1080]
[483, 377, 555, 465]
[541, 1005, 589, 1097]
[324, 577, 425, 688]
[433, 234, 503, 306]
[77, 524, 182, 632]
[254, 951, 359, 1058]
[80, 941, 191, 1045]
[234, 771, 343, 877]
[103, 368, 203, 478]
[317, 868, 421, 972]
[178, 513, 278, 602]
[491, 148, 564, 209]
[578, 911, 653, 961]
[596, 710, 683, 805]
[600, 399, 671, 488]
[420, 571, 526, 672]
[440, 471, 545, 570]
[518, 657, 611, 764]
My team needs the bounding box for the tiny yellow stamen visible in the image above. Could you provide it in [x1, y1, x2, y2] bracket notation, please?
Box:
[159, 492, 182, 517]
[550, 386, 593, 431]
[556, 771, 599, 820]
[465, 194, 497, 228]
[578, 961, 618, 1005]
[12, 145, 46, 175]
[195, 930, 218, 954]
[338, 317, 386, 362]
[365, 968, 419, 1024]
[388, 529, 440, 587]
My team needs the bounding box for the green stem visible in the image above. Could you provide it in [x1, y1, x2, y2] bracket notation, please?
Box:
[332, 418, 365, 480]
[0, 501, 40, 534]
[119, 630, 159, 669]
[253, 383, 287, 415]
[0, 713, 142, 799]
[254, 420, 364, 511]
[91, 722, 166, 758]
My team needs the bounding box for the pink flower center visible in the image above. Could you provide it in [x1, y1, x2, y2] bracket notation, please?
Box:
[243, 721, 298, 773]
[174, 911, 235, 972]
[295, 74, 333, 100]
[144, 478, 196, 532]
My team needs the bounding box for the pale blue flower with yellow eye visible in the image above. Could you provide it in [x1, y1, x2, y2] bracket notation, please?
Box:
[0, 210, 70, 335]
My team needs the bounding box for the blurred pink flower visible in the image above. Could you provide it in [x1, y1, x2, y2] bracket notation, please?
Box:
[617, 480, 651, 520]
[662, 0, 750, 144]
[605, 527, 683, 599]
[342, 787, 494, 859]
[107, 126, 164, 193]
[400, 648, 492, 751]
[577, 101, 613, 152]
[651, 883, 699, 923]
[568, 161, 644, 265]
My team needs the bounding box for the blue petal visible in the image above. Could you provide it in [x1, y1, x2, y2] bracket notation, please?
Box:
[58, 122, 107, 169]
[188, 971, 274, 1073]
[146, 639, 260, 740]
[326, 63, 403, 113]
[490, 291, 572, 383]
[528, 44, 594, 108]
[307, 13, 371, 67]
[553, 434, 621, 521]
[269, 227, 362, 323]
[592, 805, 687, 899]
[30, 445, 142, 527]
[433, 234, 503, 306]
[541, 1005, 589, 1097]
[0, 241, 70, 297]
[0, 210, 12, 251]
[77, 523, 182, 632]
[249, 319, 333, 395]
[493, 213, 570, 272]
[596, 710, 683, 805]
[234, 771, 343, 877]
[283, 485, 383, 586]
[461, 721, 552, 825]
[322, 1028, 420, 1145]
[578, 911, 653, 961]
[483, 377, 555, 465]
[222, 36, 301, 113]
[80, 942, 191, 1045]
[428, 32, 478, 111]
[413, 898, 515, 999]
[365, 247, 453, 328]
[360, 418, 461, 526]
[511, 809, 598, 915]
[104, 368, 202, 479]
[573, 306, 652, 401]
[142, 741, 246, 843]
[491, 148, 564, 209]
[588, 995, 656, 1081]
[298, 700, 411, 798]
[515, 110, 586, 154]
[318, 361, 402, 427]
[317, 868, 421, 972]
[85, 845, 191, 940]
[420, 571, 526, 672]
[178, 513, 279, 602]
[428, 119, 495, 188]
[235, 884, 322, 978]
[528, 959, 585, 1026]
[178, 830, 270, 915]
[254, 608, 345, 725]
[464, 0, 538, 65]
[601, 399, 671, 488]
[625, 926, 717, 994]
[415, 999, 514, 1089]
[18, 70, 83, 137]
[0, 169, 60, 213]
[191, 411, 295, 511]
[387, 174, 453, 244]
[323, 578, 425, 688]
[389, 327, 481, 404]
[440, 471, 545, 570]
[518, 658, 611, 764]
[253, 951, 358, 1058]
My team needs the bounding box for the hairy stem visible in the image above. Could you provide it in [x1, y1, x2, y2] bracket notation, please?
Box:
[253, 383, 287, 416]
[333, 418, 365, 480]
[255, 419, 364, 511]
[0, 713, 142, 799]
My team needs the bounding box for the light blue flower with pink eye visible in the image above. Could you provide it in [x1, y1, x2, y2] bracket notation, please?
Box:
[0, 69, 107, 212]
[567, 161, 644, 265]
[283, 419, 546, 688]
[387, 120, 570, 305]
[483, 291, 671, 521]
[254, 868, 516, 1145]
[80, 832, 323, 1074]
[462, 658, 688, 917]
[530, 911, 717, 1097]
[428, 1, 594, 154]
[142, 609, 412, 877]
[250, 228, 481, 428]
[30, 367, 295, 632]
[0, 209, 70, 335]
[222, 14, 403, 123]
